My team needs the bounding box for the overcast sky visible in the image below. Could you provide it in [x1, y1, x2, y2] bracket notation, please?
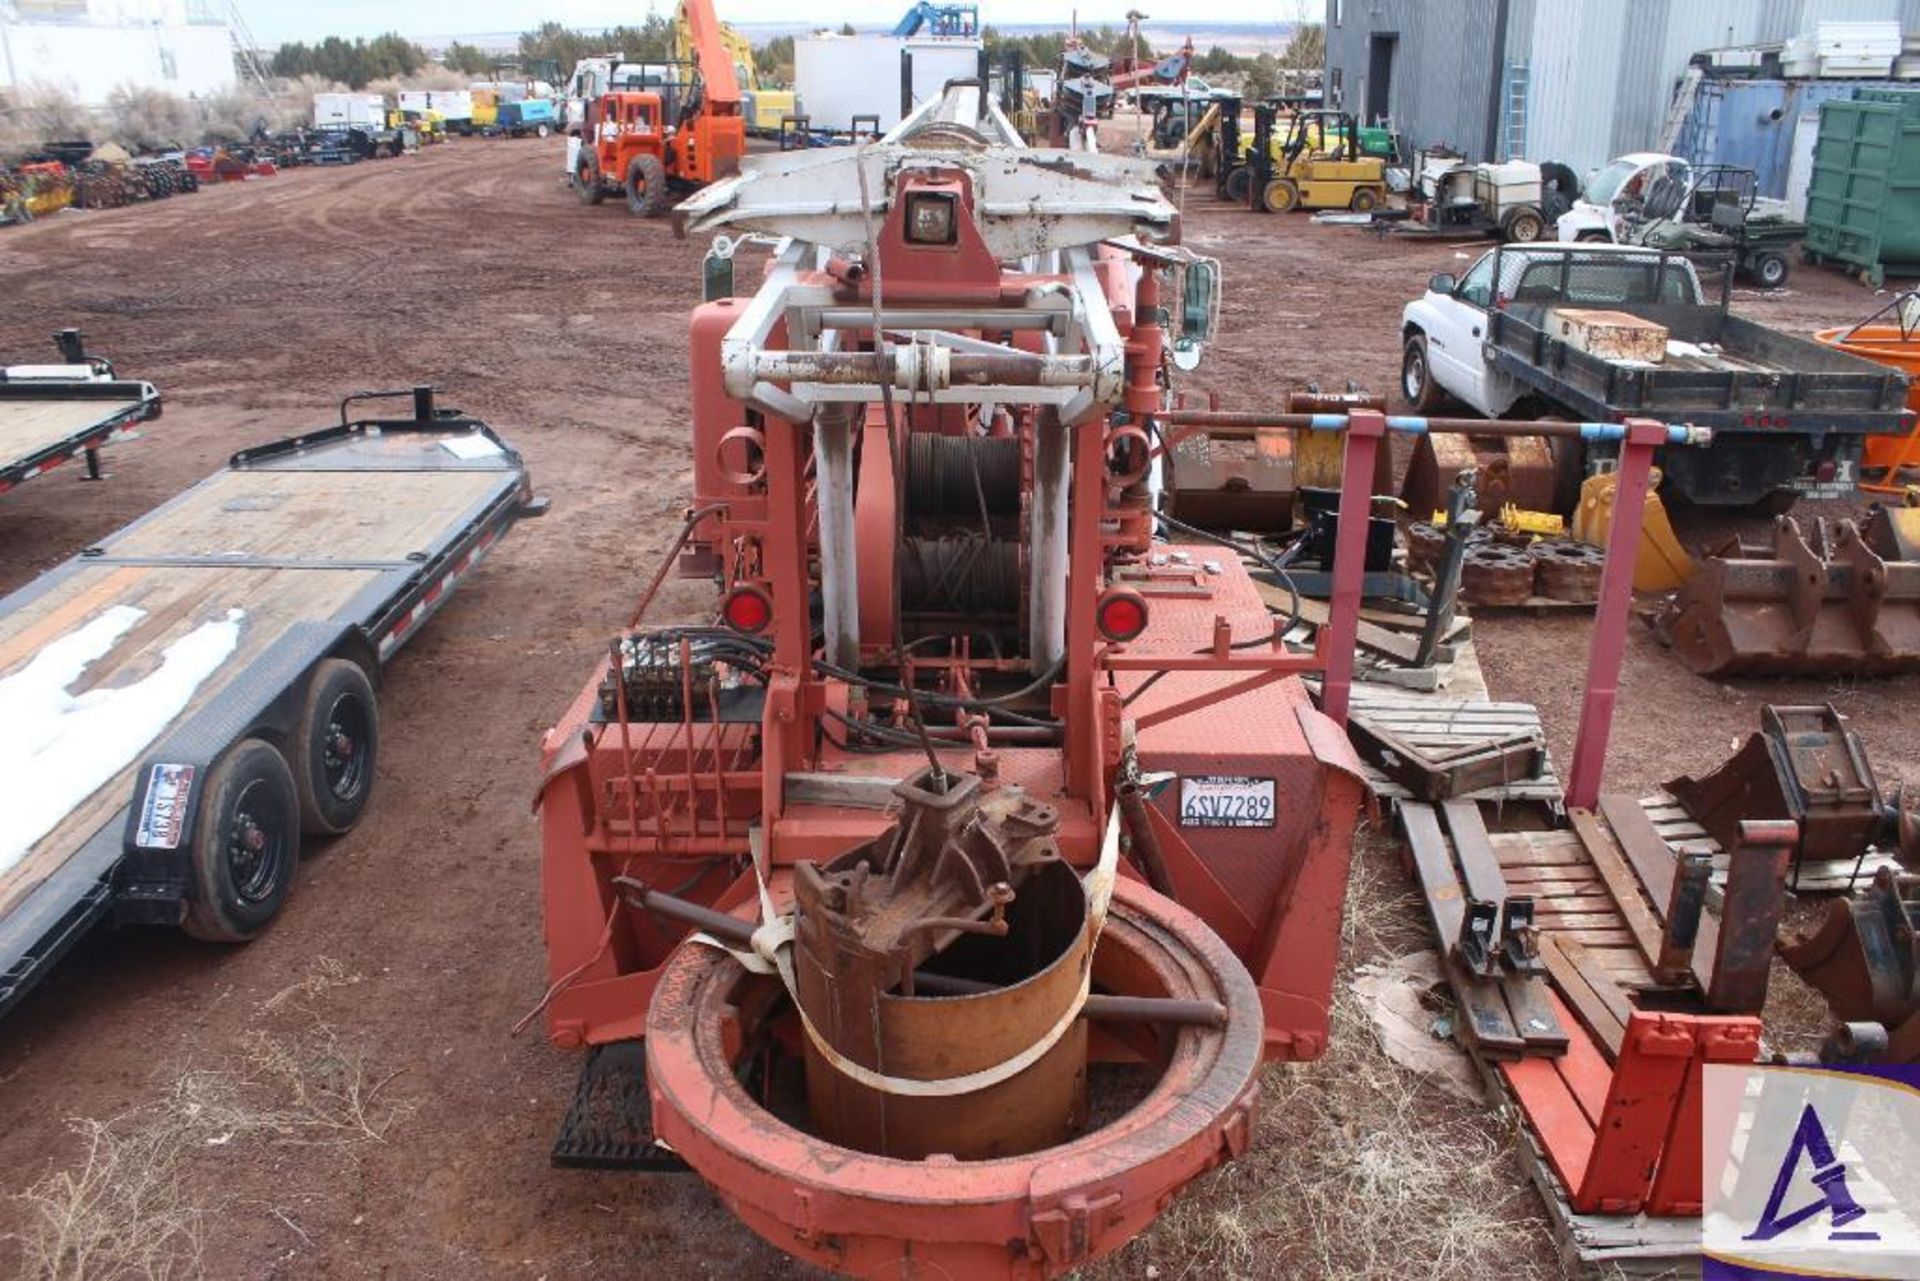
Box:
[243, 0, 1319, 45]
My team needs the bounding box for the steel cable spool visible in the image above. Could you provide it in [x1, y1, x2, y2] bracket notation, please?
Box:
[905, 433, 1023, 518]
[899, 532, 1023, 615]
[1460, 543, 1536, 606]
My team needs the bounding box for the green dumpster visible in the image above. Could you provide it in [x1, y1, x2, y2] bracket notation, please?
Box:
[1804, 88, 1920, 288]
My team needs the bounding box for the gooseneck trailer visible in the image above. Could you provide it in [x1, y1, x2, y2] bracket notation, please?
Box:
[0, 391, 539, 1016]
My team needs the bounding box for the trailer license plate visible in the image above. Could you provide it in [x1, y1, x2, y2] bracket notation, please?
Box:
[1178, 776, 1275, 828]
[134, 763, 195, 849]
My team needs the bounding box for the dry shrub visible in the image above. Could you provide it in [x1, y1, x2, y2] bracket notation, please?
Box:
[0, 83, 94, 160]
[104, 84, 196, 152]
[196, 89, 275, 144]
[366, 63, 469, 96]
[9, 960, 408, 1280]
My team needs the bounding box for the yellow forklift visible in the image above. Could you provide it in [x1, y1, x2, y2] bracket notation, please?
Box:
[1237, 104, 1389, 214]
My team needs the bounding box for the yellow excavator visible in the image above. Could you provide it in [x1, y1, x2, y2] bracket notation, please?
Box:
[674, 1, 797, 137]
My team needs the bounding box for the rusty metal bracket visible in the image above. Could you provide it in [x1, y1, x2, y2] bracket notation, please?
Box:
[1667, 703, 1893, 875]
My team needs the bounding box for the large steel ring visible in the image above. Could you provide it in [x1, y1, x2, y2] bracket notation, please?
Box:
[645, 876, 1264, 1279]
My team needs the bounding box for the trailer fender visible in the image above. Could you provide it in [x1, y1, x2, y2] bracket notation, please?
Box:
[114, 620, 352, 925]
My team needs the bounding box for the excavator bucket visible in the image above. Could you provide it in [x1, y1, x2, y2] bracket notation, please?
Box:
[1401, 432, 1567, 521]
[1573, 468, 1693, 592]
[1779, 867, 1920, 1063]
[1654, 515, 1920, 677]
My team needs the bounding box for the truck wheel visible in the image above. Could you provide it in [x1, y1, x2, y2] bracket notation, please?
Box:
[294, 659, 379, 837]
[183, 739, 301, 943]
[1262, 178, 1301, 213]
[575, 156, 605, 205]
[1401, 334, 1445, 414]
[1501, 207, 1546, 244]
[627, 153, 668, 217]
[1348, 187, 1379, 213]
[1223, 165, 1251, 204]
[1750, 252, 1789, 290]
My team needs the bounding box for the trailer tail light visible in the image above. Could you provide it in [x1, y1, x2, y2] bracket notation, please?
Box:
[1096, 588, 1149, 642]
[722, 584, 773, 634]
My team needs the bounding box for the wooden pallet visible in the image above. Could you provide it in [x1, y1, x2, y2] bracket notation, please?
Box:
[1638, 790, 1903, 894]
[1347, 691, 1563, 808]
[1488, 825, 1698, 1059]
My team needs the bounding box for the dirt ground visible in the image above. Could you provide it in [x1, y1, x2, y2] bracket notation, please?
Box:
[0, 136, 1914, 1280]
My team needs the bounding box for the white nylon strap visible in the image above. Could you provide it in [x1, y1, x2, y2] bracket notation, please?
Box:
[695, 803, 1122, 1098]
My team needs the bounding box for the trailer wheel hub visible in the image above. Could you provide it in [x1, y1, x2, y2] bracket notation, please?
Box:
[644, 876, 1262, 1279]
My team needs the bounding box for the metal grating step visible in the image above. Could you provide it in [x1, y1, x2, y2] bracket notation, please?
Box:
[550, 1041, 692, 1172]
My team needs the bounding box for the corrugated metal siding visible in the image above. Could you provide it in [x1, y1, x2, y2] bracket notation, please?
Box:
[1332, 0, 1920, 177]
[1523, 0, 1631, 173]
[1322, 0, 1504, 159]
[1523, 0, 1914, 174]
[1675, 78, 1908, 200]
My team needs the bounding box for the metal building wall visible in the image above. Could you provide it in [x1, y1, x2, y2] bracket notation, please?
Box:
[1322, 0, 1505, 159]
[1520, 0, 1915, 174]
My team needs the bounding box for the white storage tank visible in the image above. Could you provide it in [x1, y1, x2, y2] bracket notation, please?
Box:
[795, 34, 984, 133]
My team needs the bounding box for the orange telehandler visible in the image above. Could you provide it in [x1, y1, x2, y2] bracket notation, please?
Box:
[568, 0, 747, 216]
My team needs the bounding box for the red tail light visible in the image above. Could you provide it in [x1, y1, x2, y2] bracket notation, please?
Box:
[1096, 588, 1149, 642]
[722, 584, 773, 633]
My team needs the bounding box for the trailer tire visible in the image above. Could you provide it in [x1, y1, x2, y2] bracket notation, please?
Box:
[536, 123, 552, 139]
[1501, 207, 1546, 244]
[183, 739, 301, 943]
[1749, 251, 1790, 290]
[1401, 333, 1445, 414]
[626, 153, 668, 217]
[294, 659, 379, 837]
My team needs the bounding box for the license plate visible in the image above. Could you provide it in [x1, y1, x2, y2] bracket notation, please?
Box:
[1178, 775, 1276, 828]
[134, 763, 195, 849]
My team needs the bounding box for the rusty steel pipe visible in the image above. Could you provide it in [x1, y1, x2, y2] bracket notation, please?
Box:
[626, 881, 1227, 1027]
[1115, 780, 1175, 899]
[750, 348, 1096, 390]
[1157, 409, 1712, 446]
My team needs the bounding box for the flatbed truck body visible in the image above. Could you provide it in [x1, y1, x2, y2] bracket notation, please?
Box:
[0, 396, 537, 1016]
[1403, 244, 1912, 505]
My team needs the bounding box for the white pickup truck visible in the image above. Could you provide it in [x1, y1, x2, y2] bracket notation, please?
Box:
[1400, 242, 1912, 508]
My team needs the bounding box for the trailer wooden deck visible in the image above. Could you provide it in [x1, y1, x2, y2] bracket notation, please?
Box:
[0, 420, 528, 1007]
[0, 378, 159, 493]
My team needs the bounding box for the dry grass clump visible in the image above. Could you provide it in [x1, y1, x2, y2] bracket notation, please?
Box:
[1093, 826, 1564, 1280]
[9, 960, 406, 1280]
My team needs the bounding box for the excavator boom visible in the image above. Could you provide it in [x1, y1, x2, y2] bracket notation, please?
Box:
[672, 0, 741, 108]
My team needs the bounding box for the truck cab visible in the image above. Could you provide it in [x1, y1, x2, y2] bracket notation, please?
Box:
[1555, 152, 1692, 243]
